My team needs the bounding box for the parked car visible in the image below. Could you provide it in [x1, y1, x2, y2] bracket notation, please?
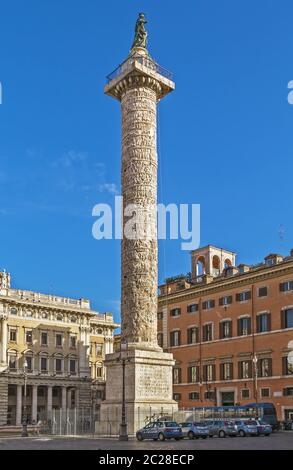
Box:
[179, 422, 209, 439]
[136, 421, 182, 441]
[233, 419, 258, 437]
[204, 420, 237, 438]
[255, 419, 272, 436]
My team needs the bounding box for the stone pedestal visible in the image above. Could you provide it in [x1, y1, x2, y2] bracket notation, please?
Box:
[99, 348, 178, 436]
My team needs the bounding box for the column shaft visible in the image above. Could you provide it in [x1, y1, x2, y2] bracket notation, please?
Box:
[16, 384, 22, 425]
[47, 385, 52, 419]
[62, 386, 67, 411]
[32, 385, 38, 422]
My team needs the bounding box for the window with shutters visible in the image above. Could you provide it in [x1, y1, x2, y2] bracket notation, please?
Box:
[219, 321, 232, 339]
[282, 356, 293, 375]
[258, 287, 268, 297]
[189, 392, 200, 400]
[202, 299, 215, 310]
[256, 313, 271, 333]
[187, 327, 198, 344]
[281, 309, 293, 329]
[236, 291, 251, 302]
[220, 362, 233, 380]
[173, 367, 182, 384]
[170, 330, 181, 347]
[283, 387, 293, 396]
[239, 360, 252, 379]
[203, 323, 213, 342]
[203, 364, 215, 382]
[258, 358, 272, 377]
[237, 317, 251, 336]
[280, 281, 293, 292]
[187, 366, 199, 383]
[219, 296, 233, 306]
[204, 390, 216, 400]
[170, 308, 181, 317]
[187, 304, 198, 313]
[260, 388, 270, 398]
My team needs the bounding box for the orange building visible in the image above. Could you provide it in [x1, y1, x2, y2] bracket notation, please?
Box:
[157, 245, 293, 421]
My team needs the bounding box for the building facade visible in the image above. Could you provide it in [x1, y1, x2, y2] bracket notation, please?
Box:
[158, 245, 293, 421]
[0, 270, 118, 426]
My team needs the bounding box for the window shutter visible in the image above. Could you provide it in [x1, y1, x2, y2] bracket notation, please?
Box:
[212, 364, 216, 381]
[211, 300, 215, 308]
[247, 318, 252, 335]
[202, 301, 207, 310]
[257, 359, 262, 378]
[238, 361, 242, 379]
[237, 319, 241, 336]
[290, 281, 293, 291]
[219, 297, 224, 306]
[236, 293, 241, 302]
[246, 291, 252, 300]
[196, 366, 200, 383]
[281, 310, 286, 329]
[248, 360, 252, 378]
[229, 320, 233, 337]
[268, 358, 272, 376]
[202, 326, 206, 342]
[256, 315, 260, 333]
[230, 363, 234, 380]
[219, 323, 223, 339]
[282, 356, 287, 375]
[178, 331, 181, 346]
[267, 313, 271, 332]
[228, 296, 233, 304]
[280, 283, 285, 292]
[220, 363, 224, 380]
[203, 365, 207, 382]
[187, 305, 191, 313]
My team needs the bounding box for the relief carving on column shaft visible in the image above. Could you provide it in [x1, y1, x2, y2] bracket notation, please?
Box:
[114, 77, 162, 102]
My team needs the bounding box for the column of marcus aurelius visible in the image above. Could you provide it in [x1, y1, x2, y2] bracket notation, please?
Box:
[99, 14, 178, 436]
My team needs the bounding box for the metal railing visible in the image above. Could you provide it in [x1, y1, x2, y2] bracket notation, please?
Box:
[106, 54, 173, 83]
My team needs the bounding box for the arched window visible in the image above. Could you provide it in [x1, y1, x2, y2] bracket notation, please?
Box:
[224, 259, 232, 269]
[212, 256, 220, 276]
[196, 256, 206, 276]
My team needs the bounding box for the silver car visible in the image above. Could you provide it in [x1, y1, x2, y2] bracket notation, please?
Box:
[205, 419, 237, 438]
[179, 422, 209, 439]
[233, 419, 258, 437]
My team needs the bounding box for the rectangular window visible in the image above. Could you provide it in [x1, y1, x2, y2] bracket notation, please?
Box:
[219, 321, 232, 339]
[173, 368, 182, 384]
[203, 324, 213, 342]
[41, 357, 47, 372]
[237, 317, 251, 336]
[202, 300, 215, 310]
[170, 308, 181, 317]
[69, 360, 76, 374]
[236, 291, 251, 302]
[96, 366, 103, 378]
[258, 287, 268, 297]
[170, 330, 181, 347]
[241, 389, 250, 399]
[187, 327, 198, 344]
[70, 335, 77, 349]
[25, 330, 33, 344]
[41, 332, 48, 346]
[220, 362, 233, 380]
[96, 344, 104, 356]
[238, 360, 252, 379]
[203, 364, 215, 382]
[280, 281, 293, 292]
[260, 388, 270, 398]
[282, 309, 293, 329]
[9, 355, 17, 370]
[187, 304, 198, 313]
[219, 296, 233, 306]
[26, 356, 33, 372]
[9, 329, 17, 342]
[187, 366, 198, 383]
[204, 390, 215, 400]
[283, 387, 293, 396]
[282, 356, 293, 375]
[189, 392, 200, 400]
[173, 393, 181, 401]
[157, 312, 163, 320]
[56, 334, 62, 347]
[256, 313, 271, 333]
[55, 358, 62, 373]
[258, 358, 272, 377]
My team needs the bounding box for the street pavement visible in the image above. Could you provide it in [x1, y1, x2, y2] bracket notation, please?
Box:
[0, 431, 292, 450]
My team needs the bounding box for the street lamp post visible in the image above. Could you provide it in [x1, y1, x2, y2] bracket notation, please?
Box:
[119, 340, 128, 441]
[21, 359, 28, 437]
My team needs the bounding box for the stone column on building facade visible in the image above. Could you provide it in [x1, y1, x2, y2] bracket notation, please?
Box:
[0, 314, 8, 366]
[67, 388, 72, 409]
[99, 15, 178, 436]
[62, 386, 67, 411]
[32, 385, 38, 422]
[16, 384, 22, 426]
[79, 326, 91, 377]
[47, 385, 53, 418]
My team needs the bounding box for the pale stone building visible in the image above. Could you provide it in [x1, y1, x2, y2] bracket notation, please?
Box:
[0, 270, 118, 427]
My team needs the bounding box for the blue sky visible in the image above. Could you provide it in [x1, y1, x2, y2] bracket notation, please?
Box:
[0, 0, 293, 324]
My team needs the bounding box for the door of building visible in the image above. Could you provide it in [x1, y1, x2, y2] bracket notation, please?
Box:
[221, 392, 235, 406]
